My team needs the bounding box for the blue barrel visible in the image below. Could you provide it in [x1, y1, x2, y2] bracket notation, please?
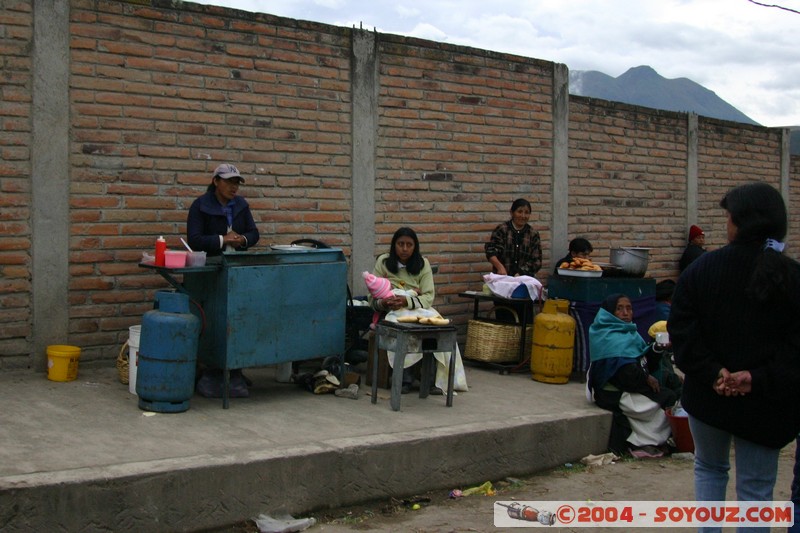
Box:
[137, 291, 201, 413]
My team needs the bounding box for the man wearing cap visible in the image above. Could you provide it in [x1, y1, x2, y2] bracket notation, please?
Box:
[187, 163, 260, 256]
[678, 224, 706, 273]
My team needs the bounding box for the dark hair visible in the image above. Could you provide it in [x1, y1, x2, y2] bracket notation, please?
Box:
[568, 237, 593, 254]
[206, 175, 223, 193]
[510, 198, 532, 213]
[721, 182, 786, 244]
[384, 227, 424, 275]
[600, 293, 627, 314]
[720, 182, 797, 304]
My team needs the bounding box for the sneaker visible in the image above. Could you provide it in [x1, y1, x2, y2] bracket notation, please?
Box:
[313, 379, 338, 394]
[334, 384, 359, 400]
[629, 445, 664, 459]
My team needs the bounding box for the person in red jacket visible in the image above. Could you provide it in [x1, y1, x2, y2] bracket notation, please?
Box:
[678, 224, 706, 273]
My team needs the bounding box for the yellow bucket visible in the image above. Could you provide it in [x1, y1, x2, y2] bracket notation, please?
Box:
[47, 345, 81, 382]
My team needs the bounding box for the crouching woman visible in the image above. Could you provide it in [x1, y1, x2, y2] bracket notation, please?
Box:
[587, 294, 677, 457]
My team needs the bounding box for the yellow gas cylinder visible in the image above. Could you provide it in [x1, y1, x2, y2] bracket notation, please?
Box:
[531, 299, 575, 384]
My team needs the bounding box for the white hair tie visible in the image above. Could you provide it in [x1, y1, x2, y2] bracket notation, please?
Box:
[764, 239, 785, 253]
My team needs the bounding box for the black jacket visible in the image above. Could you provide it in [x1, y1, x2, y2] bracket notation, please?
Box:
[670, 242, 800, 448]
[678, 242, 705, 273]
[553, 253, 574, 274]
[186, 191, 259, 256]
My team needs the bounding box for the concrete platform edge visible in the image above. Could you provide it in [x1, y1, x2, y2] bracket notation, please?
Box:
[0, 412, 610, 532]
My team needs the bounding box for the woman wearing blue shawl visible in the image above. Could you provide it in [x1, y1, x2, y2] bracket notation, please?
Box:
[588, 294, 677, 456]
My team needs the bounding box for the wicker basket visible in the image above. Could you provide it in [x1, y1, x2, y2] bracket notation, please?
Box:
[464, 306, 532, 363]
[117, 340, 129, 384]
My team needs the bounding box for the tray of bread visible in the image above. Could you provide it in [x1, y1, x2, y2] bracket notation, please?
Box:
[390, 309, 451, 325]
[556, 257, 603, 278]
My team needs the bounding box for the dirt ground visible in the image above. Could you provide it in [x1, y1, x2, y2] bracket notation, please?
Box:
[214, 443, 797, 533]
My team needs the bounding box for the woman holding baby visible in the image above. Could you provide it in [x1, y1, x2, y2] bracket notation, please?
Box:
[368, 227, 467, 395]
[369, 227, 434, 313]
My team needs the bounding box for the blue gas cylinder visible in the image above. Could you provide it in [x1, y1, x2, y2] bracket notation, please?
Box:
[137, 290, 201, 413]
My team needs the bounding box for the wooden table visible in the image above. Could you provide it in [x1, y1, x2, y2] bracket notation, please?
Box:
[370, 320, 457, 411]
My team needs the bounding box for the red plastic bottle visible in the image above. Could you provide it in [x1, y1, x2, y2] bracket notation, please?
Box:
[155, 236, 166, 267]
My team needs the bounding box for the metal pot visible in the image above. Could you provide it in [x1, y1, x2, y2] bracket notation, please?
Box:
[609, 247, 650, 277]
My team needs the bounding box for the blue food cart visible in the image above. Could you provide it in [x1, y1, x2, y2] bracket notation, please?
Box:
[141, 249, 347, 407]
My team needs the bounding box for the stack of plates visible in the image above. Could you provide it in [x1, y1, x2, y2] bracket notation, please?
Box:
[269, 244, 314, 251]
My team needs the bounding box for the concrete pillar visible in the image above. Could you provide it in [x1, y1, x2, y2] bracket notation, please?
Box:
[350, 29, 379, 294]
[551, 63, 570, 263]
[686, 113, 699, 227]
[31, 0, 71, 370]
[780, 127, 790, 204]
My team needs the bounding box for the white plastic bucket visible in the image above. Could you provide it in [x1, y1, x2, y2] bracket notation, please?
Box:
[128, 325, 141, 395]
[275, 361, 293, 383]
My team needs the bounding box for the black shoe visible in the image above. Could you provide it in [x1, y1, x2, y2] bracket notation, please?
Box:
[229, 371, 250, 398]
[230, 369, 252, 387]
[401, 384, 411, 394]
[429, 386, 444, 396]
[196, 371, 223, 398]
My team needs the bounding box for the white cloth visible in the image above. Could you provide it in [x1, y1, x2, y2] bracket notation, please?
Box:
[619, 392, 671, 447]
[382, 308, 469, 391]
[482, 273, 542, 301]
[581, 452, 619, 466]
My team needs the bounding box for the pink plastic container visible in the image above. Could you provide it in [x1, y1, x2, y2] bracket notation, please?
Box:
[164, 250, 187, 268]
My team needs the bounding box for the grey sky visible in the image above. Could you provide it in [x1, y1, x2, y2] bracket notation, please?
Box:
[192, 0, 800, 127]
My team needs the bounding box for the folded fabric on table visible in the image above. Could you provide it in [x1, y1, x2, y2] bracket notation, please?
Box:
[483, 273, 543, 300]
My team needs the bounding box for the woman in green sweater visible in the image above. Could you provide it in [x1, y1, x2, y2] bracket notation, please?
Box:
[369, 227, 467, 395]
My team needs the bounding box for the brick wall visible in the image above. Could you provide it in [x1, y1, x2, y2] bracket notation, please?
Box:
[65, 1, 354, 361]
[0, 2, 33, 361]
[1, 0, 798, 367]
[374, 35, 555, 316]
[568, 98, 689, 281]
[696, 119, 784, 251]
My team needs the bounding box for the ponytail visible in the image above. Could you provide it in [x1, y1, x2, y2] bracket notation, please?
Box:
[721, 182, 798, 305]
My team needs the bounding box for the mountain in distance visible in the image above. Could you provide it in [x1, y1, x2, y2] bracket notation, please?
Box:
[569, 65, 759, 125]
[569, 65, 800, 154]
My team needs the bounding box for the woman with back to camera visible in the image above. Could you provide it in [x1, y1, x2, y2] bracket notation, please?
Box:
[670, 182, 800, 529]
